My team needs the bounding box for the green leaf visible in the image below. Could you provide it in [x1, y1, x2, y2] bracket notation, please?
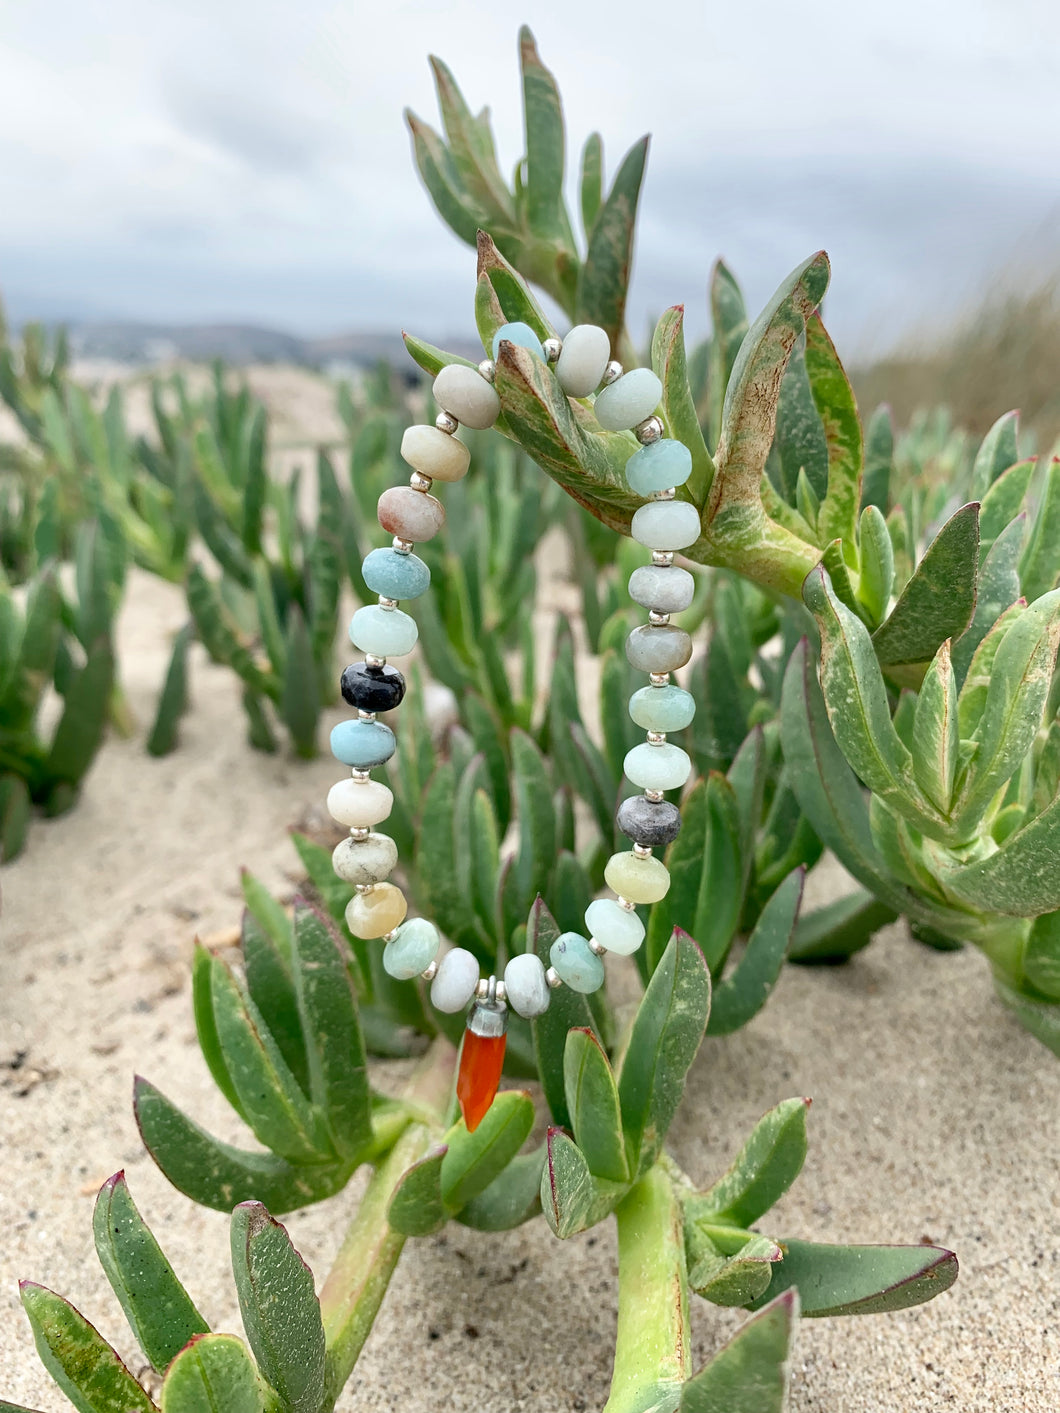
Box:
[520, 26, 568, 242]
[871, 503, 980, 669]
[775, 332, 827, 502]
[577, 136, 649, 353]
[618, 929, 711, 1176]
[428, 56, 512, 222]
[580, 131, 603, 236]
[456, 1146, 545, 1231]
[707, 868, 803, 1036]
[806, 312, 863, 553]
[994, 975, 1060, 1055]
[707, 260, 749, 454]
[0, 775, 31, 862]
[979, 458, 1034, 545]
[541, 1128, 628, 1238]
[44, 638, 114, 790]
[972, 409, 1020, 493]
[19, 1282, 156, 1413]
[942, 783, 1060, 916]
[440, 1090, 535, 1209]
[240, 914, 310, 1095]
[509, 727, 556, 913]
[563, 1028, 628, 1182]
[860, 404, 893, 513]
[279, 606, 319, 758]
[694, 1097, 810, 1227]
[911, 639, 959, 812]
[530, 898, 598, 1127]
[1021, 457, 1060, 602]
[680, 1291, 796, 1412]
[230, 1203, 325, 1413]
[147, 623, 193, 757]
[651, 306, 715, 506]
[405, 111, 482, 246]
[186, 565, 273, 697]
[159, 1334, 264, 1413]
[387, 1147, 449, 1236]
[93, 1172, 208, 1373]
[788, 889, 897, 964]
[951, 512, 1025, 687]
[747, 1239, 958, 1316]
[688, 1233, 782, 1306]
[401, 331, 478, 380]
[855, 504, 894, 627]
[1024, 911, 1060, 998]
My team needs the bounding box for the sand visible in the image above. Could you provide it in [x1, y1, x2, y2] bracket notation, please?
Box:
[2, 370, 1059, 1410]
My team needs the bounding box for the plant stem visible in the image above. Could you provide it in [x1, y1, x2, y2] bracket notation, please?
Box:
[603, 1164, 690, 1413]
[318, 1038, 456, 1409]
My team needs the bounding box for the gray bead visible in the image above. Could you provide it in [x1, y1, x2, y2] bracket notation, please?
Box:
[628, 565, 695, 614]
[332, 832, 398, 885]
[617, 796, 682, 846]
[625, 624, 693, 673]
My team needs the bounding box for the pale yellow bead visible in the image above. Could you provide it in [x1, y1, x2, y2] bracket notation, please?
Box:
[327, 777, 393, 828]
[344, 883, 408, 940]
[400, 424, 470, 482]
[603, 851, 670, 905]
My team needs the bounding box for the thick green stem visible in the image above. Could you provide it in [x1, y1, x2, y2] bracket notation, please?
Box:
[318, 1038, 456, 1409]
[603, 1165, 690, 1413]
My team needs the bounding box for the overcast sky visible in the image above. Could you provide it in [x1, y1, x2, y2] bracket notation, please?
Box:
[1, 0, 1058, 354]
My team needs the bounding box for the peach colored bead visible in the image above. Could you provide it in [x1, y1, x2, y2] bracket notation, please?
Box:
[377, 485, 445, 542]
[345, 883, 408, 940]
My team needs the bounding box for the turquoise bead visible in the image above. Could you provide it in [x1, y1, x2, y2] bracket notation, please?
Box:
[626, 439, 693, 496]
[594, 368, 662, 431]
[550, 932, 605, 993]
[631, 500, 700, 551]
[629, 684, 696, 732]
[383, 917, 440, 980]
[330, 718, 396, 769]
[349, 605, 419, 657]
[585, 898, 645, 956]
[493, 321, 545, 362]
[361, 547, 430, 600]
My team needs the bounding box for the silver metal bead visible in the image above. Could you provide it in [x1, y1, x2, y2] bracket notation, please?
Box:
[357, 709, 377, 722]
[409, 470, 433, 492]
[644, 789, 664, 803]
[648, 609, 670, 626]
[542, 337, 562, 363]
[589, 938, 606, 956]
[494, 979, 507, 1004]
[475, 977, 490, 999]
[435, 411, 459, 434]
[647, 730, 666, 745]
[545, 966, 562, 989]
[632, 843, 653, 859]
[382, 928, 400, 943]
[601, 359, 623, 387]
[392, 537, 413, 555]
[478, 358, 496, 384]
[355, 882, 376, 895]
[350, 768, 370, 783]
[377, 595, 398, 611]
[350, 825, 370, 840]
[421, 960, 439, 982]
[649, 672, 670, 687]
[651, 550, 675, 567]
[634, 415, 664, 445]
[365, 653, 387, 668]
[653, 486, 677, 501]
[617, 896, 637, 912]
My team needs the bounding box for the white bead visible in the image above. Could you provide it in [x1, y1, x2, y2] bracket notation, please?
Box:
[326, 777, 393, 828]
[585, 897, 645, 956]
[631, 500, 701, 551]
[594, 368, 663, 431]
[503, 952, 551, 1019]
[400, 425, 470, 483]
[433, 364, 501, 430]
[430, 947, 481, 1013]
[555, 324, 611, 398]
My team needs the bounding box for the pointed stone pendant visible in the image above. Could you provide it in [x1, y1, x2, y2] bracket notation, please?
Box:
[457, 997, 508, 1132]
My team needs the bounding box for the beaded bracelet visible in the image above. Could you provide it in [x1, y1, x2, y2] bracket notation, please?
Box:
[326, 321, 698, 1130]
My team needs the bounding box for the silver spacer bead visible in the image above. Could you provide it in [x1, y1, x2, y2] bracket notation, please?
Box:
[545, 966, 563, 989]
[494, 979, 507, 1004]
[644, 788, 664, 803]
[357, 709, 377, 722]
[588, 938, 606, 956]
[421, 960, 439, 982]
[478, 358, 496, 384]
[365, 653, 387, 668]
[632, 843, 653, 859]
[653, 486, 677, 501]
[356, 882, 376, 895]
[409, 470, 433, 492]
[392, 537, 413, 555]
[350, 768, 370, 783]
[377, 595, 398, 611]
[651, 550, 675, 567]
[634, 415, 664, 445]
[648, 609, 670, 626]
[649, 672, 670, 687]
[646, 730, 666, 745]
[542, 337, 562, 363]
[382, 928, 400, 942]
[436, 411, 459, 434]
[617, 896, 637, 912]
[350, 825, 370, 840]
[601, 359, 623, 387]
[475, 977, 490, 999]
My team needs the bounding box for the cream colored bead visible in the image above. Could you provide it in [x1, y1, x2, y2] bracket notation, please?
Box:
[326, 777, 393, 828]
[603, 851, 670, 904]
[345, 883, 407, 939]
[400, 424, 470, 482]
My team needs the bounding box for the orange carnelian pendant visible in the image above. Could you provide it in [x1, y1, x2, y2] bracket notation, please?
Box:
[457, 997, 508, 1131]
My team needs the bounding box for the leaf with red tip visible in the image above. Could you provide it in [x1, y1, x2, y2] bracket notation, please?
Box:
[540, 1128, 628, 1239]
[747, 1239, 958, 1316]
[18, 1282, 156, 1413]
[159, 1333, 263, 1413]
[691, 1097, 810, 1228]
[680, 1290, 797, 1411]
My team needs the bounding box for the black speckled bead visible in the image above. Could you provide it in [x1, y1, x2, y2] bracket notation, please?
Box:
[340, 662, 406, 713]
[616, 795, 682, 847]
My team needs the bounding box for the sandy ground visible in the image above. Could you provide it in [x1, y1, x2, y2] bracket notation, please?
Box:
[2, 371, 1059, 1409]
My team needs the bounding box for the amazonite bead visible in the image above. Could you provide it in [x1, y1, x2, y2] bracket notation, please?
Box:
[628, 684, 696, 732]
[433, 363, 501, 430]
[345, 883, 407, 940]
[377, 486, 445, 542]
[349, 605, 419, 657]
[625, 624, 693, 673]
[332, 832, 398, 885]
[430, 947, 481, 1013]
[604, 851, 670, 904]
[631, 500, 700, 551]
[493, 321, 545, 362]
[503, 952, 551, 1018]
[585, 898, 645, 956]
[555, 324, 611, 397]
[383, 917, 440, 979]
[594, 368, 662, 431]
[326, 777, 393, 828]
[628, 565, 695, 614]
[549, 932, 605, 993]
[400, 424, 470, 482]
[361, 547, 430, 600]
[626, 438, 693, 496]
[330, 718, 396, 769]
[624, 742, 692, 793]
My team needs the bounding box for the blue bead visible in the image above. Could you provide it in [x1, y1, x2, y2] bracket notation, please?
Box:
[492, 321, 546, 362]
[626, 438, 693, 496]
[549, 932, 605, 993]
[349, 605, 419, 657]
[361, 547, 430, 600]
[628, 684, 696, 731]
[330, 718, 396, 769]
